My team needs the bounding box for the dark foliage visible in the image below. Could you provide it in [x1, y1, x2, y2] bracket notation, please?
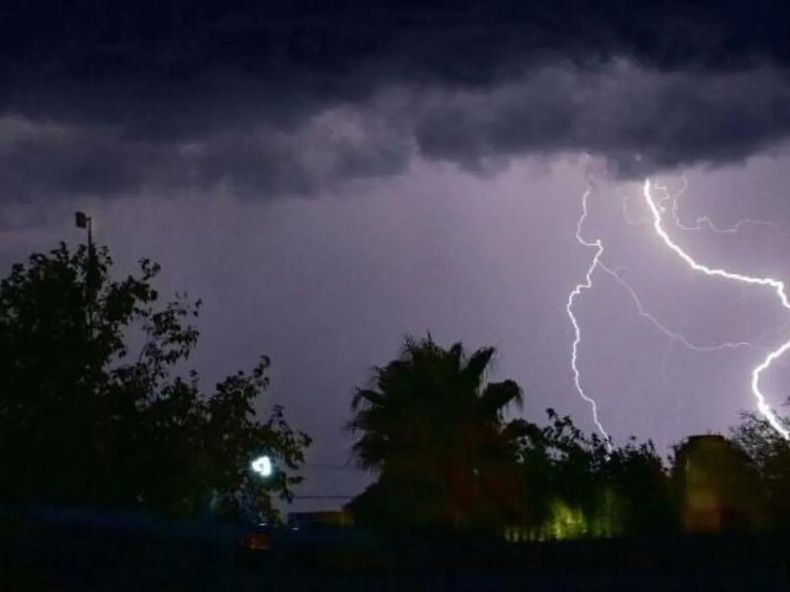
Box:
[0, 243, 310, 520]
[519, 410, 674, 537]
[347, 337, 677, 538]
[731, 412, 790, 529]
[347, 336, 527, 532]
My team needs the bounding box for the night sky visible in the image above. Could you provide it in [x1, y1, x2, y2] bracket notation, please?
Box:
[3, 1, 790, 507]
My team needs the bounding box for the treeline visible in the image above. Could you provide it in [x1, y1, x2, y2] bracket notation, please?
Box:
[347, 336, 790, 539]
[2, 243, 789, 540]
[0, 244, 310, 520]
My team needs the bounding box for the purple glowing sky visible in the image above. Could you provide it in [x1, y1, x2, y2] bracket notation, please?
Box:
[4, 2, 790, 506]
[4, 153, 790, 505]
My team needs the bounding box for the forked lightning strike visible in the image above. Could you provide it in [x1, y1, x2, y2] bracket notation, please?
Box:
[599, 262, 764, 353]
[567, 187, 611, 444]
[658, 176, 787, 238]
[644, 179, 790, 440]
[568, 177, 786, 445]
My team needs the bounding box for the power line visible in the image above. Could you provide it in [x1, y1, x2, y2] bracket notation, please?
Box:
[302, 463, 360, 471]
[292, 495, 355, 500]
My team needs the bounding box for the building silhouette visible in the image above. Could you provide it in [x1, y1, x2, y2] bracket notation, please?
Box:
[674, 435, 765, 533]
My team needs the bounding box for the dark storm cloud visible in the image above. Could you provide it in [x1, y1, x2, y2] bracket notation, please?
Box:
[0, 103, 415, 200]
[2, 1, 790, 201]
[415, 65, 790, 176]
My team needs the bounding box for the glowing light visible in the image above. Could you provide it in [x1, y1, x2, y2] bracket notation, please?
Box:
[567, 187, 611, 444]
[643, 179, 790, 440]
[541, 499, 588, 540]
[251, 455, 273, 478]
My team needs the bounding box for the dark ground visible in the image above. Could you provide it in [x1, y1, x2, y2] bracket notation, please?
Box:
[2, 507, 789, 590]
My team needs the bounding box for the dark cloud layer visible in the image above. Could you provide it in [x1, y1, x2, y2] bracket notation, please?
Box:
[415, 65, 790, 176]
[2, 1, 790, 201]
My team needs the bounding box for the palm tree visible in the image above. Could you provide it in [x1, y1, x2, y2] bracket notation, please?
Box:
[347, 336, 526, 531]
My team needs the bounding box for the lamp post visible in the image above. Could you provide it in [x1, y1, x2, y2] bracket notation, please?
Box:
[75, 211, 97, 328]
[74, 211, 92, 251]
[251, 455, 273, 478]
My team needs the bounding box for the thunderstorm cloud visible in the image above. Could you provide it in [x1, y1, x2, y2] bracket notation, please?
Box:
[6, 0, 790, 502]
[2, 1, 790, 202]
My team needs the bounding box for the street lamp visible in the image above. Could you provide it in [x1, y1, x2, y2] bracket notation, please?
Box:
[75, 211, 97, 327]
[251, 455, 273, 478]
[74, 211, 93, 251]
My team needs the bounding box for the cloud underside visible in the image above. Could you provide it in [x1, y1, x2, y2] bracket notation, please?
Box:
[3, 2, 790, 202]
[3, 61, 788, 202]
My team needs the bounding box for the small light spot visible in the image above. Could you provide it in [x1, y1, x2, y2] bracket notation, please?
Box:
[251, 455, 272, 477]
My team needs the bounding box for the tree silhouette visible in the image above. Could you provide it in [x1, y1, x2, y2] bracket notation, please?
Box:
[0, 243, 310, 520]
[518, 410, 673, 538]
[672, 433, 765, 533]
[347, 336, 527, 532]
[731, 412, 790, 529]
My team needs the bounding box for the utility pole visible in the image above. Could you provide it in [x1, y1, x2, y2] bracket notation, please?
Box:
[75, 211, 92, 252]
[75, 212, 96, 330]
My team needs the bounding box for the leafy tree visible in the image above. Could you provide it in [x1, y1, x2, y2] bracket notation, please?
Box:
[519, 410, 673, 538]
[732, 411, 790, 529]
[0, 243, 310, 520]
[347, 336, 527, 532]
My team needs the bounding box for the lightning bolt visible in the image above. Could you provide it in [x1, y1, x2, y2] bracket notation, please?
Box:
[599, 262, 766, 353]
[643, 179, 790, 440]
[568, 177, 783, 446]
[659, 175, 788, 238]
[567, 186, 611, 444]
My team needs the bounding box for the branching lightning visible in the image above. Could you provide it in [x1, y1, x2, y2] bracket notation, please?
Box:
[599, 262, 765, 353]
[568, 176, 789, 445]
[643, 179, 790, 439]
[660, 175, 788, 238]
[566, 187, 611, 444]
